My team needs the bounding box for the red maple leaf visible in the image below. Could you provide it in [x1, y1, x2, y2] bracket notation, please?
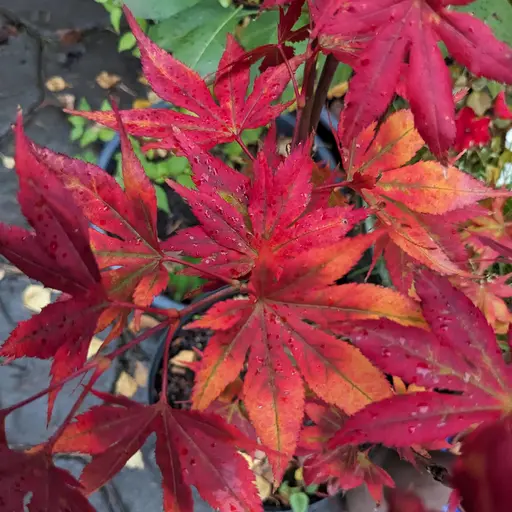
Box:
[313, 0, 512, 157]
[339, 110, 510, 276]
[329, 268, 512, 449]
[53, 392, 261, 512]
[68, 8, 304, 153]
[29, 105, 171, 332]
[162, 132, 425, 480]
[0, 413, 93, 511]
[451, 414, 512, 512]
[0, 115, 108, 418]
[163, 131, 367, 280]
[238, 0, 309, 72]
[464, 198, 512, 266]
[475, 235, 512, 263]
[299, 401, 394, 502]
[454, 107, 491, 152]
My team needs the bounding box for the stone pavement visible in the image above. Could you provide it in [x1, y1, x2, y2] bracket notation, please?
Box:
[0, 1, 184, 510]
[0, 1, 454, 510]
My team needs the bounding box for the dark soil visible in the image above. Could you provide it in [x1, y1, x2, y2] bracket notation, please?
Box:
[152, 326, 211, 408]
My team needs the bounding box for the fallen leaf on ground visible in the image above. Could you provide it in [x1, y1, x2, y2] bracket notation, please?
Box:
[116, 371, 138, 398]
[95, 71, 121, 89]
[0, 154, 14, 169]
[125, 450, 145, 469]
[133, 99, 151, 109]
[328, 82, 348, 99]
[56, 93, 76, 110]
[56, 29, 83, 45]
[86, 336, 104, 359]
[170, 350, 196, 369]
[45, 76, 71, 92]
[22, 284, 51, 313]
[134, 360, 149, 387]
[128, 314, 160, 332]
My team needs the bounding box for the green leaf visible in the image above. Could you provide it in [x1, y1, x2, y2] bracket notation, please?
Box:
[76, 149, 98, 164]
[223, 141, 243, 159]
[278, 482, 291, 501]
[305, 484, 319, 494]
[118, 31, 137, 52]
[457, 0, 512, 46]
[68, 115, 86, 128]
[79, 128, 99, 148]
[110, 6, 122, 33]
[98, 128, 115, 142]
[166, 155, 191, 178]
[176, 174, 195, 189]
[123, 0, 202, 21]
[290, 493, 309, 512]
[331, 63, 352, 86]
[78, 97, 91, 111]
[487, 80, 505, 99]
[241, 127, 263, 145]
[239, 11, 278, 50]
[155, 184, 170, 213]
[168, 272, 204, 302]
[100, 99, 112, 111]
[70, 125, 84, 141]
[148, 2, 245, 77]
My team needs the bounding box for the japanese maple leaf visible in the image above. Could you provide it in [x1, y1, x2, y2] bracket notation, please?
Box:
[475, 235, 512, 262]
[451, 414, 512, 512]
[53, 392, 261, 512]
[454, 107, 491, 152]
[0, 115, 108, 418]
[309, 0, 370, 66]
[340, 110, 510, 276]
[452, 273, 512, 335]
[375, 204, 488, 297]
[29, 105, 169, 323]
[329, 268, 512, 451]
[239, 0, 309, 72]
[0, 413, 93, 511]
[313, 0, 512, 157]
[68, 8, 304, 153]
[298, 401, 394, 502]
[163, 133, 427, 480]
[163, 130, 367, 281]
[465, 198, 512, 264]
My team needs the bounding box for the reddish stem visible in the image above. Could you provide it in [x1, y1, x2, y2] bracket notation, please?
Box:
[2, 322, 170, 417]
[294, 48, 318, 147]
[235, 135, 255, 162]
[278, 44, 301, 109]
[110, 301, 178, 318]
[47, 369, 102, 451]
[163, 254, 241, 288]
[159, 324, 180, 403]
[313, 180, 350, 192]
[158, 285, 241, 402]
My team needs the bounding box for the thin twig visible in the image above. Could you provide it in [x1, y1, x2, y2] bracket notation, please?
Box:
[235, 134, 255, 162]
[309, 54, 338, 134]
[163, 254, 241, 288]
[295, 53, 317, 146]
[159, 326, 179, 402]
[278, 44, 301, 109]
